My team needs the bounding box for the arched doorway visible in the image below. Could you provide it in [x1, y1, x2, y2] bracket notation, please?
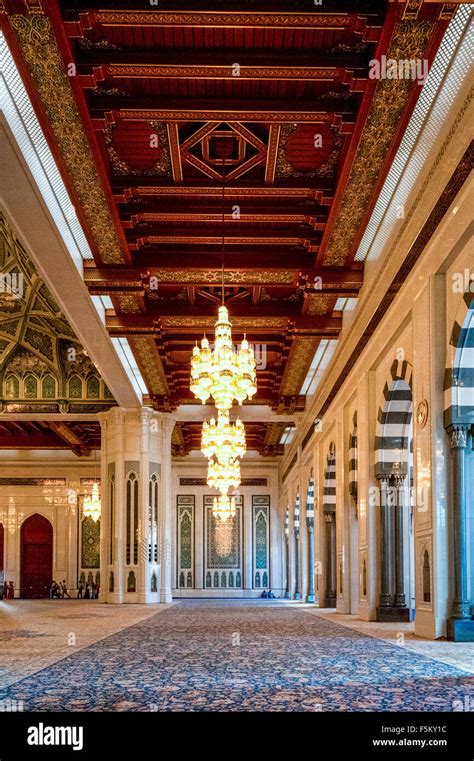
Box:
[0, 522, 4, 588]
[444, 294, 474, 640]
[323, 444, 337, 608]
[20, 514, 53, 599]
[348, 413, 360, 614]
[375, 366, 414, 622]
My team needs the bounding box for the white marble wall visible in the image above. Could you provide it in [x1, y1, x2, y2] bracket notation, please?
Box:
[171, 455, 282, 598]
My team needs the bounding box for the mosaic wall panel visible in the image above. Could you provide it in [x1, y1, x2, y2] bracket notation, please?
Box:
[204, 495, 243, 588]
[252, 496, 270, 589]
[79, 492, 100, 583]
[177, 495, 194, 589]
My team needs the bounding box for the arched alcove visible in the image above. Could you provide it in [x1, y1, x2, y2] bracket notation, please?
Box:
[20, 514, 53, 599]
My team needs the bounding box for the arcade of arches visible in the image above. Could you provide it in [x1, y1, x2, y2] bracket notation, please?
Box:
[0, 0, 473, 713]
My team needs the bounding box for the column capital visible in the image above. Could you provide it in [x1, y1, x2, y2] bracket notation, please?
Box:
[449, 425, 469, 450]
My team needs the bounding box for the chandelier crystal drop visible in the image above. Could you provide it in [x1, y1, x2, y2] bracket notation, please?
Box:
[207, 456, 241, 494]
[214, 498, 235, 557]
[212, 493, 237, 522]
[201, 411, 245, 464]
[82, 481, 101, 522]
[190, 305, 257, 411]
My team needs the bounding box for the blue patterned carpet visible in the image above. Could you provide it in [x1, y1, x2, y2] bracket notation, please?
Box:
[1, 600, 473, 712]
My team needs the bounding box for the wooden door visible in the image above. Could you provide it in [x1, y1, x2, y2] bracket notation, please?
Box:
[20, 514, 53, 599]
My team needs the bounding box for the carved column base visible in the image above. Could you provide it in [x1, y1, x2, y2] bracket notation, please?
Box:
[377, 606, 410, 623]
[324, 591, 336, 608]
[447, 617, 474, 642]
[378, 593, 393, 608]
[452, 599, 471, 620]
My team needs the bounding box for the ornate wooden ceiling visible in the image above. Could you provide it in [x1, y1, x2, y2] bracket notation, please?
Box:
[1, 0, 454, 454]
[0, 420, 101, 456]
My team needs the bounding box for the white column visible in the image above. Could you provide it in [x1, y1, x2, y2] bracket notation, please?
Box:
[159, 414, 174, 603]
[98, 407, 174, 604]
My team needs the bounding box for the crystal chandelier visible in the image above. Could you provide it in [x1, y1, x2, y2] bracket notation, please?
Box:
[83, 481, 101, 522]
[212, 493, 237, 522]
[207, 456, 241, 494]
[83, 450, 101, 522]
[201, 411, 245, 463]
[190, 150, 257, 522]
[214, 498, 235, 557]
[190, 307, 257, 411]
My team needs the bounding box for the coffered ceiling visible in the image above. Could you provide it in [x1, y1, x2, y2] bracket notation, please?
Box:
[1, 0, 455, 454]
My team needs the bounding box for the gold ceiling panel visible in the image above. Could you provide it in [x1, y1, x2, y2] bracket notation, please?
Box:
[10, 14, 125, 264]
[280, 336, 320, 396]
[324, 19, 435, 265]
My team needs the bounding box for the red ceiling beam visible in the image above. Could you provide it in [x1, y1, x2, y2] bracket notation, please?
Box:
[114, 182, 336, 199]
[89, 95, 358, 119]
[74, 49, 373, 71]
[118, 202, 329, 217]
[83, 63, 368, 90]
[105, 311, 342, 333]
[64, 10, 377, 33]
[122, 213, 327, 229]
[84, 263, 363, 291]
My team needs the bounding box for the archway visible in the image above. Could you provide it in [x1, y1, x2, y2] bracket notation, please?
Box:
[20, 514, 53, 599]
[0, 522, 4, 588]
[348, 413, 360, 614]
[375, 363, 414, 622]
[444, 293, 474, 639]
[323, 444, 336, 608]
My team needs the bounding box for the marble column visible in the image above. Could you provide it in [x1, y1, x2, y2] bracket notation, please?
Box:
[449, 426, 470, 619]
[98, 407, 174, 604]
[294, 497, 301, 600]
[393, 473, 406, 608]
[378, 475, 394, 609]
[324, 513, 336, 607]
[159, 414, 174, 603]
[294, 530, 301, 600]
[306, 496, 315, 603]
[284, 509, 290, 598]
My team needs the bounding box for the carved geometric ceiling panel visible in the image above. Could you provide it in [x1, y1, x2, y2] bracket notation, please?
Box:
[3, 0, 454, 453]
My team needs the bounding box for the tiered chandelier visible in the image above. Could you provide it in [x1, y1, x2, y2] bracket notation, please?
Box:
[83, 452, 101, 522]
[190, 151, 257, 523]
[190, 307, 257, 409]
[82, 481, 101, 523]
[201, 412, 246, 463]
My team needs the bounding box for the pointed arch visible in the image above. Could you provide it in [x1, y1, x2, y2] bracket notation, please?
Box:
[349, 411, 358, 501]
[306, 473, 315, 525]
[294, 491, 300, 532]
[375, 359, 413, 479]
[444, 293, 474, 428]
[323, 443, 336, 513]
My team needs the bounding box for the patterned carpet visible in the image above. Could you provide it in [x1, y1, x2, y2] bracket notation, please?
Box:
[1, 600, 473, 712]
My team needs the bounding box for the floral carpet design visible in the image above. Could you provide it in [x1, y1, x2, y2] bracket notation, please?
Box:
[1, 600, 473, 712]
